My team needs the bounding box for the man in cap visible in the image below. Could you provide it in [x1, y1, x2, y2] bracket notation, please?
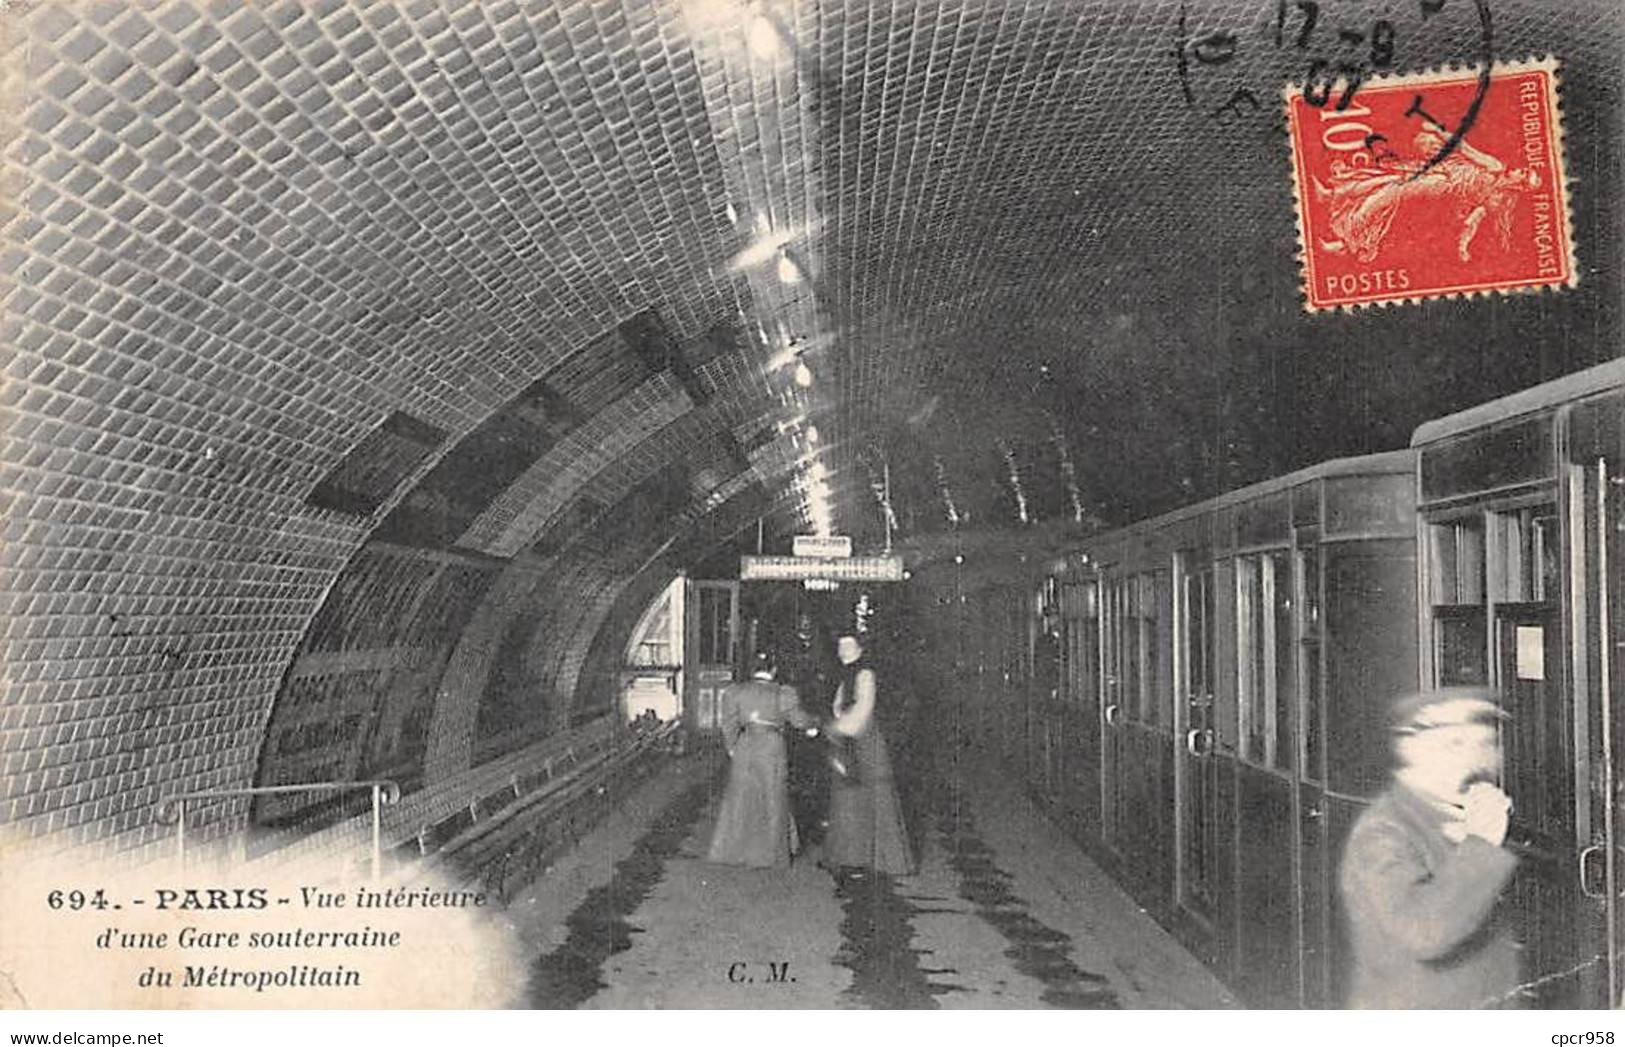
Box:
[1339, 687, 1521, 1008]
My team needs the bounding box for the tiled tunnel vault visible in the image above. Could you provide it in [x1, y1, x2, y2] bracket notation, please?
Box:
[2, 0, 1622, 857]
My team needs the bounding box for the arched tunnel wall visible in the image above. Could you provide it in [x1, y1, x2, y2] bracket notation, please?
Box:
[0, 0, 833, 856]
[0, 0, 785, 851]
[250, 543, 501, 829]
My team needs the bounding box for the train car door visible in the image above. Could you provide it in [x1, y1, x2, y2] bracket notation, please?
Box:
[1101, 571, 1127, 857]
[1574, 404, 1624, 1006]
[1175, 552, 1222, 928]
[1496, 580, 1579, 1007]
[1062, 578, 1102, 838]
[1294, 533, 1331, 1007]
[684, 579, 739, 738]
[1485, 505, 1584, 1008]
[1428, 503, 1583, 1006]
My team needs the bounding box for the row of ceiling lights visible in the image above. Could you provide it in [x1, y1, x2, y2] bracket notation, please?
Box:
[714, 4, 1097, 541]
[717, 2, 834, 538]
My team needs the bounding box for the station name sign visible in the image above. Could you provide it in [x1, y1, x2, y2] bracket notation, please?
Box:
[792, 534, 852, 558]
[740, 555, 904, 582]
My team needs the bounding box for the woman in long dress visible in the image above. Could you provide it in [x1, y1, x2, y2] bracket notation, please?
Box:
[706, 654, 811, 868]
[824, 634, 915, 875]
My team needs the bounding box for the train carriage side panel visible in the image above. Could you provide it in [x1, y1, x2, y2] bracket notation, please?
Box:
[1410, 358, 1625, 1009]
[1318, 472, 1421, 1008]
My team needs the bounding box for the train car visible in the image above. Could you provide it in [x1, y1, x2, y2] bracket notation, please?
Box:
[979, 357, 1623, 1008]
[1036, 449, 1419, 1007]
[1410, 357, 1624, 1008]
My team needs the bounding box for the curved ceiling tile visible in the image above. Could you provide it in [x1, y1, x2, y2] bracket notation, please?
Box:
[577, 407, 724, 505]
[748, 429, 809, 485]
[545, 320, 664, 416]
[694, 335, 778, 432]
[518, 408, 724, 562]
[458, 372, 692, 557]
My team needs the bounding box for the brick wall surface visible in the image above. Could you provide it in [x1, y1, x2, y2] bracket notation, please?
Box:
[423, 563, 547, 785]
[459, 372, 691, 557]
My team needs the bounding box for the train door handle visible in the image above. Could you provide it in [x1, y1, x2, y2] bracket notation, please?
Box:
[1578, 844, 1625, 899]
[1185, 728, 1213, 757]
[1104, 704, 1121, 727]
[1579, 844, 1604, 899]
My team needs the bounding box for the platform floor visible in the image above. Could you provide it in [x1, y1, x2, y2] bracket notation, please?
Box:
[501, 731, 1237, 1009]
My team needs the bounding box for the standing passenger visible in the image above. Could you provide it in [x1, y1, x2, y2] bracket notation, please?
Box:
[707, 653, 812, 868]
[1339, 688, 1521, 1008]
[824, 634, 915, 875]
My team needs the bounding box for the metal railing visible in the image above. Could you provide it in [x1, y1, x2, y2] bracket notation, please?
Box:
[155, 780, 401, 880]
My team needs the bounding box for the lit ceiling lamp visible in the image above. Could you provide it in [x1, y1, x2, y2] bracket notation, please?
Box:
[746, 8, 786, 62]
[777, 249, 803, 285]
[793, 360, 813, 387]
[729, 226, 800, 273]
[766, 345, 798, 372]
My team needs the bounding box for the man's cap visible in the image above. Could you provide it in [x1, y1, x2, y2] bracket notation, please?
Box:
[1389, 687, 1508, 735]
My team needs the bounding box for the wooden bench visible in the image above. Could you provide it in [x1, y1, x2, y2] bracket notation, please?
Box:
[415, 720, 680, 902]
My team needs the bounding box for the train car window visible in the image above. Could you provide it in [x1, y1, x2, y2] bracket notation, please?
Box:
[1143, 572, 1170, 727]
[1102, 577, 1121, 720]
[1297, 546, 1324, 782]
[1062, 581, 1100, 708]
[1490, 506, 1559, 603]
[1122, 578, 1142, 723]
[1212, 560, 1239, 753]
[1270, 551, 1296, 773]
[1183, 563, 1216, 706]
[1428, 518, 1489, 686]
[697, 585, 734, 666]
[1236, 553, 1295, 771]
[1434, 611, 1489, 686]
[1428, 507, 1557, 688]
[1428, 517, 1487, 604]
[1237, 558, 1264, 762]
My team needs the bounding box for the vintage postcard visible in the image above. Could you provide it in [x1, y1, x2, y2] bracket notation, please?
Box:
[1, 0, 1621, 1037]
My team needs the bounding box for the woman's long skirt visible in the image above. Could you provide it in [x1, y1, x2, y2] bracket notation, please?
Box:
[825, 722, 914, 875]
[707, 729, 798, 867]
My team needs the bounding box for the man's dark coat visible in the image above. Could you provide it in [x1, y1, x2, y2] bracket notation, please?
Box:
[1339, 784, 1520, 1008]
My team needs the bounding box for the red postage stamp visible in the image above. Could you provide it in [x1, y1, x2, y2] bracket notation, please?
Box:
[1285, 58, 1575, 312]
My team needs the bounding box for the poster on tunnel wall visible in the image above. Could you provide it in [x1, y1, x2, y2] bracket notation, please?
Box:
[1, 0, 1623, 1028]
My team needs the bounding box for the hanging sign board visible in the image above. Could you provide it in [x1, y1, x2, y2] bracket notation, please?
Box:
[741, 555, 904, 582]
[792, 534, 853, 558]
